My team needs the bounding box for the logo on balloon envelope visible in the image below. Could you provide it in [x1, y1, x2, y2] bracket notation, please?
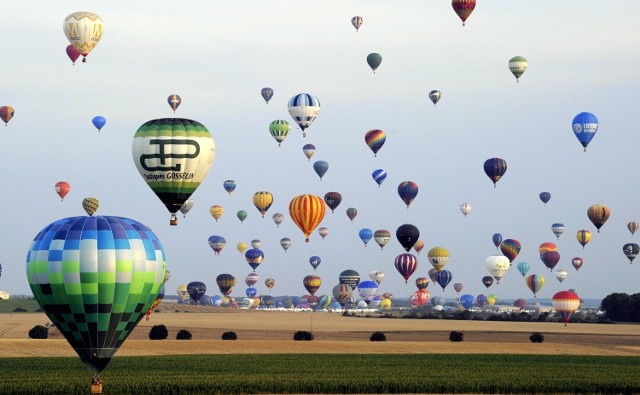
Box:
[139, 139, 200, 172]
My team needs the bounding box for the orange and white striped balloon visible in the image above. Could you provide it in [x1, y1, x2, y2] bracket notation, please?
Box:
[289, 194, 326, 242]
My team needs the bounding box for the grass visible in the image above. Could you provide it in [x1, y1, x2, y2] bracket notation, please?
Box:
[0, 354, 638, 394]
[0, 299, 40, 314]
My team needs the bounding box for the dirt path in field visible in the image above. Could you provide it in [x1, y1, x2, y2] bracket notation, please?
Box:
[1, 308, 639, 357]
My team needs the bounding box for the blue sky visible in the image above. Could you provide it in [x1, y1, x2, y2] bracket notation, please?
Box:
[1, 1, 639, 302]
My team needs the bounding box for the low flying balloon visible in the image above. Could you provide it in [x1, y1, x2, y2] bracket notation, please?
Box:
[485, 254, 510, 283]
[208, 235, 226, 255]
[576, 230, 591, 248]
[55, 181, 70, 201]
[333, 284, 352, 306]
[513, 298, 527, 309]
[484, 158, 507, 187]
[273, 213, 284, 227]
[66, 44, 81, 64]
[551, 223, 565, 239]
[132, 118, 215, 225]
[309, 256, 321, 271]
[237, 210, 248, 223]
[245, 248, 264, 271]
[289, 194, 326, 242]
[516, 261, 530, 278]
[265, 278, 275, 291]
[396, 224, 420, 252]
[246, 287, 257, 298]
[395, 253, 418, 283]
[236, 242, 247, 254]
[209, 205, 224, 222]
[63, 12, 104, 63]
[364, 129, 386, 156]
[223, 180, 237, 195]
[525, 274, 544, 299]
[427, 247, 450, 271]
[179, 198, 193, 218]
[571, 257, 583, 271]
[280, 238, 292, 253]
[459, 203, 472, 217]
[313, 160, 329, 180]
[413, 240, 425, 255]
[92, 116, 106, 132]
[539, 192, 551, 205]
[167, 94, 181, 113]
[346, 207, 358, 222]
[508, 56, 528, 82]
[82, 197, 99, 216]
[339, 269, 360, 290]
[261, 87, 274, 104]
[372, 169, 387, 187]
[492, 233, 502, 249]
[428, 90, 441, 106]
[357, 281, 379, 304]
[552, 290, 580, 326]
[303, 144, 316, 161]
[374, 230, 391, 250]
[176, 285, 188, 302]
[459, 294, 475, 310]
[572, 112, 598, 152]
[476, 294, 487, 307]
[499, 239, 521, 264]
[451, 0, 476, 26]
[187, 282, 206, 303]
[245, 273, 259, 287]
[628, 222, 639, 236]
[398, 181, 419, 208]
[27, 216, 166, 377]
[324, 192, 342, 213]
[481, 276, 493, 289]
[541, 251, 560, 271]
[587, 204, 610, 232]
[269, 120, 291, 146]
[0, 106, 14, 126]
[303, 275, 322, 296]
[623, 243, 639, 263]
[318, 227, 329, 239]
[288, 93, 321, 137]
[370, 271, 384, 285]
[435, 270, 452, 291]
[415, 277, 429, 291]
[453, 282, 464, 295]
[555, 269, 568, 283]
[216, 274, 236, 296]
[351, 16, 363, 31]
[366, 53, 382, 73]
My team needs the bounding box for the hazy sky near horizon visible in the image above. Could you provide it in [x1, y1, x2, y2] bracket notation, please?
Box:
[1, 1, 639, 302]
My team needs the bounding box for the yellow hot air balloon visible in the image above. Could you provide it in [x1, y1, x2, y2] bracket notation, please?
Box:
[587, 204, 610, 233]
[236, 242, 247, 254]
[63, 12, 104, 63]
[82, 197, 99, 216]
[209, 205, 224, 222]
[176, 284, 189, 303]
[289, 194, 326, 242]
[253, 191, 273, 218]
[576, 230, 592, 248]
[427, 247, 450, 271]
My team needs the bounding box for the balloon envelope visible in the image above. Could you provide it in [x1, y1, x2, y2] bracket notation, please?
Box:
[167, 94, 182, 113]
[63, 12, 104, 61]
[351, 16, 363, 31]
[261, 87, 274, 104]
[324, 192, 342, 213]
[288, 93, 321, 137]
[539, 192, 551, 204]
[572, 112, 598, 151]
[92, 116, 106, 132]
[313, 160, 329, 180]
[364, 129, 386, 156]
[396, 224, 420, 252]
[483, 158, 507, 187]
[587, 204, 610, 232]
[372, 169, 387, 186]
[398, 181, 419, 208]
[289, 194, 326, 242]
[366, 53, 382, 73]
[452, 0, 476, 26]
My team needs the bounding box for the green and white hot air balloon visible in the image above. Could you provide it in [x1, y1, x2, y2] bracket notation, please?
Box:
[508, 56, 528, 82]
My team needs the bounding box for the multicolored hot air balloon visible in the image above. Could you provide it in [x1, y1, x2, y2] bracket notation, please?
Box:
[370, 271, 384, 285]
[339, 270, 360, 291]
[66, 44, 81, 65]
[261, 87, 274, 104]
[415, 277, 429, 290]
[358, 228, 373, 246]
[366, 53, 382, 73]
[623, 243, 639, 263]
[216, 274, 236, 296]
[280, 238, 292, 253]
[264, 277, 275, 291]
[26, 216, 165, 383]
[208, 235, 226, 255]
[351, 16, 363, 32]
[394, 253, 418, 283]
[451, 0, 476, 26]
[571, 257, 583, 271]
[245, 273, 259, 287]
[324, 192, 342, 213]
[374, 230, 391, 250]
[484, 158, 507, 187]
[539, 192, 551, 205]
[303, 275, 322, 295]
[357, 281, 379, 304]
[223, 180, 237, 195]
[372, 169, 387, 187]
[485, 254, 510, 283]
[413, 240, 424, 255]
[572, 112, 598, 152]
[209, 205, 224, 222]
[435, 270, 452, 291]
[364, 129, 386, 156]
[318, 227, 329, 239]
[289, 194, 326, 242]
[398, 181, 419, 208]
[552, 290, 580, 326]
[346, 207, 358, 222]
[55, 181, 70, 201]
[427, 247, 450, 271]
[132, 118, 215, 225]
[82, 197, 99, 216]
[508, 56, 528, 82]
[587, 204, 610, 232]
[272, 213, 284, 227]
[313, 160, 329, 180]
[396, 224, 420, 252]
[63, 12, 104, 63]
[0, 106, 14, 126]
[525, 274, 544, 301]
[288, 93, 321, 137]
[167, 94, 181, 113]
[333, 284, 352, 306]
[576, 230, 591, 248]
[628, 221, 639, 236]
[302, 144, 316, 161]
[499, 239, 521, 264]
[253, 191, 273, 218]
[539, 242, 558, 257]
[269, 120, 290, 146]
[429, 90, 441, 106]
[551, 223, 565, 239]
[245, 248, 264, 271]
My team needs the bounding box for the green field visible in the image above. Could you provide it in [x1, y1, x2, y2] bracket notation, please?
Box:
[0, 299, 40, 314]
[1, 354, 639, 394]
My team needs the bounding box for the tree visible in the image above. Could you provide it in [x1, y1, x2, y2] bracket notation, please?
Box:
[529, 332, 544, 343]
[28, 325, 49, 339]
[176, 329, 192, 340]
[149, 324, 168, 340]
[449, 331, 464, 342]
[293, 331, 314, 341]
[601, 293, 640, 322]
[370, 331, 386, 341]
[221, 331, 237, 340]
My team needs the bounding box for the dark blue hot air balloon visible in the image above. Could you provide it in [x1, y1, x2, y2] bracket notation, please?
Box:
[313, 160, 329, 180]
[492, 233, 502, 249]
[245, 248, 264, 271]
[435, 270, 452, 291]
[483, 158, 507, 187]
[539, 192, 551, 205]
[397, 181, 419, 208]
[246, 287, 257, 298]
[459, 294, 475, 310]
[309, 256, 321, 271]
[92, 116, 106, 132]
[187, 281, 206, 304]
[372, 169, 387, 187]
[572, 112, 598, 152]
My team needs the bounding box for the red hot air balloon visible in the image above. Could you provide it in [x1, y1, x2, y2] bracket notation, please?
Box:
[394, 253, 418, 283]
[552, 290, 581, 326]
[289, 194, 326, 242]
[452, 0, 476, 26]
[571, 257, 583, 271]
[55, 181, 70, 201]
[541, 250, 560, 271]
[66, 45, 81, 65]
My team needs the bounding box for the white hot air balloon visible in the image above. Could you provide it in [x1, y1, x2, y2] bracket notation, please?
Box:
[485, 254, 510, 284]
[63, 12, 105, 63]
[369, 271, 384, 285]
[554, 269, 568, 283]
[179, 198, 194, 218]
[288, 93, 321, 137]
[459, 203, 472, 217]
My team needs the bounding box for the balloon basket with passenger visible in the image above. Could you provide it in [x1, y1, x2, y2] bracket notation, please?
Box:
[91, 373, 103, 394]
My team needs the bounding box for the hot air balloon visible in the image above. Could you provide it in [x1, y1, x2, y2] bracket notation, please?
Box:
[250, 239, 262, 249]
[427, 268, 438, 284]
[576, 230, 591, 248]
[261, 87, 274, 104]
[272, 213, 284, 227]
[92, 116, 106, 132]
[572, 112, 598, 152]
[288, 93, 320, 137]
[476, 294, 487, 307]
[435, 270, 452, 291]
[269, 120, 290, 146]
[216, 274, 237, 296]
[487, 294, 498, 306]
[623, 243, 639, 263]
[372, 169, 387, 187]
[303, 144, 316, 161]
[289, 194, 326, 242]
[313, 160, 329, 180]
[541, 250, 560, 271]
[303, 275, 322, 295]
[357, 281, 379, 304]
[587, 204, 610, 232]
[179, 198, 193, 218]
[209, 205, 224, 222]
[571, 257, 583, 271]
[366, 53, 382, 73]
[508, 56, 528, 82]
[394, 253, 418, 283]
[451, 0, 476, 26]
[374, 230, 391, 250]
[332, 284, 352, 306]
[555, 269, 568, 283]
[415, 277, 429, 290]
[324, 192, 342, 213]
[66, 44, 81, 64]
[413, 240, 425, 255]
[208, 235, 226, 255]
[26, 216, 165, 383]
[346, 207, 358, 222]
[280, 238, 292, 253]
[245, 248, 264, 271]
[237, 210, 248, 224]
[481, 276, 493, 289]
[513, 298, 527, 309]
[485, 254, 510, 283]
[484, 158, 507, 187]
[428, 90, 441, 106]
[459, 203, 472, 217]
[236, 242, 247, 254]
[63, 12, 104, 63]
[339, 270, 360, 291]
[145, 284, 165, 320]
[538, 242, 558, 257]
[552, 290, 580, 326]
[539, 192, 551, 205]
[398, 181, 419, 208]
[453, 282, 464, 295]
[309, 256, 321, 271]
[163, 269, 170, 285]
[499, 239, 521, 264]
[525, 274, 544, 302]
[167, 94, 181, 113]
[351, 16, 363, 31]
[264, 278, 275, 291]
[55, 181, 70, 201]
[253, 192, 273, 218]
[628, 222, 639, 236]
[364, 129, 386, 156]
[396, 224, 420, 252]
[352, 228, 373, 248]
[245, 273, 259, 287]
[459, 294, 474, 310]
[223, 180, 237, 195]
[246, 287, 257, 298]
[187, 281, 206, 304]
[551, 223, 565, 239]
[492, 233, 502, 249]
[0, 106, 14, 126]
[516, 261, 530, 277]
[318, 227, 329, 239]
[132, 118, 215, 226]
[82, 197, 99, 216]
[427, 247, 450, 271]
[370, 271, 384, 285]
[176, 284, 189, 303]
